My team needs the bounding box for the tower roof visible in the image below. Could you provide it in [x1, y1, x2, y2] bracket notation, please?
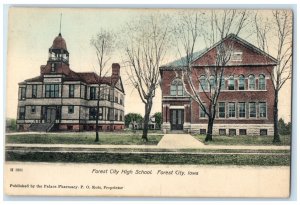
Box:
[51, 33, 67, 50]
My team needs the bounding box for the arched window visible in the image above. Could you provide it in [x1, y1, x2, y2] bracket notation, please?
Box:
[170, 78, 183, 96]
[238, 75, 245, 90]
[228, 76, 235, 90]
[258, 74, 266, 90]
[248, 74, 255, 90]
[199, 75, 207, 91]
[209, 76, 215, 90]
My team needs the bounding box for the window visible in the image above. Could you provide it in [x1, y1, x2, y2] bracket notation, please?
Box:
[238, 75, 245, 90]
[120, 111, 123, 121]
[228, 102, 236, 118]
[68, 106, 74, 114]
[229, 129, 236, 136]
[84, 85, 87, 99]
[170, 78, 183, 96]
[209, 76, 215, 90]
[31, 106, 36, 113]
[109, 108, 114, 120]
[90, 87, 96, 100]
[99, 107, 103, 120]
[115, 96, 118, 103]
[19, 107, 25, 120]
[258, 74, 266, 90]
[200, 129, 206, 135]
[249, 102, 256, 118]
[218, 102, 225, 118]
[219, 129, 226, 135]
[248, 75, 255, 90]
[69, 85, 74, 98]
[200, 103, 206, 118]
[231, 52, 242, 61]
[115, 110, 118, 121]
[228, 76, 235, 90]
[259, 102, 267, 118]
[45, 84, 59, 98]
[238, 102, 246, 118]
[199, 76, 207, 91]
[260, 129, 268, 136]
[20, 87, 26, 100]
[109, 89, 114, 101]
[239, 129, 247, 135]
[220, 77, 226, 90]
[51, 63, 56, 72]
[32, 85, 37, 98]
[89, 107, 97, 120]
[120, 97, 123, 105]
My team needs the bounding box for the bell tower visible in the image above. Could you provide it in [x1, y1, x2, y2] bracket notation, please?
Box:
[47, 14, 69, 72]
[47, 33, 69, 71]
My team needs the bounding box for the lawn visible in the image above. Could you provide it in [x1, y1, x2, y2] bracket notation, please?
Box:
[194, 135, 291, 146]
[6, 151, 290, 166]
[6, 133, 163, 145]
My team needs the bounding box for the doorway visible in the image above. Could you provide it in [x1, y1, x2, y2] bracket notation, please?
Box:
[46, 107, 57, 123]
[170, 109, 184, 130]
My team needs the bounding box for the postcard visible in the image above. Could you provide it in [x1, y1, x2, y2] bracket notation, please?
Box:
[4, 7, 292, 197]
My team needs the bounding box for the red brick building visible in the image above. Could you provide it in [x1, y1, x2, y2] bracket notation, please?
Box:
[159, 34, 276, 136]
[17, 33, 125, 132]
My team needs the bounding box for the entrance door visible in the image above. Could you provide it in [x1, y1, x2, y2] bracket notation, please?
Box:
[170, 109, 184, 130]
[46, 107, 56, 123]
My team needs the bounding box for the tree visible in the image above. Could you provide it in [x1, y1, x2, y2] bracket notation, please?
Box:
[278, 118, 291, 135]
[174, 10, 249, 141]
[153, 112, 162, 129]
[125, 113, 143, 128]
[123, 14, 171, 141]
[90, 29, 115, 142]
[254, 10, 292, 143]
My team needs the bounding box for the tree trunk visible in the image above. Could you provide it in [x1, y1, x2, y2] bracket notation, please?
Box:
[273, 90, 281, 143]
[142, 98, 153, 142]
[205, 117, 214, 142]
[95, 85, 101, 142]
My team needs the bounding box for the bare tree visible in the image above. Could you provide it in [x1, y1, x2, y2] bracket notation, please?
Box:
[254, 10, 292, 143]
[90, 29, 115, 142]
[174, 10, 249, 141]
[123, 14, 171, 141]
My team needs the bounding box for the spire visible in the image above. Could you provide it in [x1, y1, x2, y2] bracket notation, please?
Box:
[59, 13, 62, 35]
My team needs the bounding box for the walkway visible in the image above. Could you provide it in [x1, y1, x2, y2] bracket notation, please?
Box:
[157, 134, 205, 149]
[5, 134, 290, 150]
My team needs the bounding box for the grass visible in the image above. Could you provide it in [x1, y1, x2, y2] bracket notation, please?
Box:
[5, 151, 290, 166]
[194, 135, 291, 146]
[6, 133, 163, 145]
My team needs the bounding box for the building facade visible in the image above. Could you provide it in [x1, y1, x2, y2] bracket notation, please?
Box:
[17, 33, 125, 132]
[160, 34, 276, 136]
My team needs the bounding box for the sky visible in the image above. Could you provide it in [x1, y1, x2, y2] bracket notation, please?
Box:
[5, 7, 292, 122]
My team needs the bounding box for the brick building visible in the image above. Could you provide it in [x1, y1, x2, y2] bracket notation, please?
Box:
[160, 34, 276, 136]
[17, 33, 125, 132]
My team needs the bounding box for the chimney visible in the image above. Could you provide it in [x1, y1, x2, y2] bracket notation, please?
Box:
[112, 63, 120, 77]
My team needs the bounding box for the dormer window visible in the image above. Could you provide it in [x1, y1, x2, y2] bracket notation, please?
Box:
[51, 63, 56, 72]
[231, 51, 243, 61]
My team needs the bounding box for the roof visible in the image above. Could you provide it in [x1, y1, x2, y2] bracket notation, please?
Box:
[23, 64, 120, 87]
[161, 49, 206, 68]
[160, 34, 277, 70]
[24, 75, 43, 83]
[51, 33, 67, 50]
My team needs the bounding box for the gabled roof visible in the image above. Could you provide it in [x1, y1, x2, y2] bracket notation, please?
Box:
[160, 34, 277, 70]
[161, 49, 206, 68]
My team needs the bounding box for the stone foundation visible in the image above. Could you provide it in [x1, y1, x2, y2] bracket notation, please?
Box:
[189, 123, 274, 136]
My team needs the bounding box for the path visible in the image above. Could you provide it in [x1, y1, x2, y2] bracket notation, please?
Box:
[5, 134, 290, 150]
[157, 134, 205, 149]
